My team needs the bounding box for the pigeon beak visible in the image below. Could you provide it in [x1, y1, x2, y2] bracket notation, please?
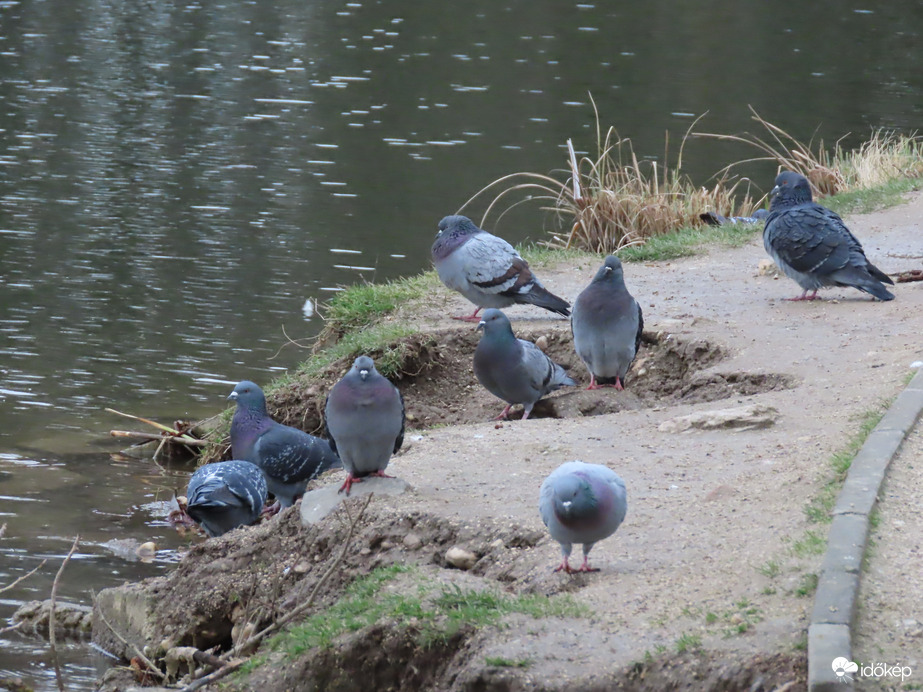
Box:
[771, 184, 781, 197]
[476, 320, 486, 332]
[359, 369, 369, 380]
[227, 391, 238, 401]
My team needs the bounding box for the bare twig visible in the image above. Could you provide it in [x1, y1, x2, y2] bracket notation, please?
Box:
[92, 592, 166, 681]
[0, 559, 48, 595]
[0, 621, 23, 636]
[49, 536, 79, 692]
[177, 658, 246, 691]
[0, 523, 6, 539]
[109, 430, 207, 446]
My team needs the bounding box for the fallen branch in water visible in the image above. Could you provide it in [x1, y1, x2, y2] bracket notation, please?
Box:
[109, 430, 207, 446]
[50, 536, 79, 692]
[106, 408, 206, 460]
[0, 560, 48, 595]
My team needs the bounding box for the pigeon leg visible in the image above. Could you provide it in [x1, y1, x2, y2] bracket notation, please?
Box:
[369, 470, 395, 479]
[576, 555, 600, 573]
[451, 306, 482, 322]
[492, 404, 512, 421]
[785, 289, 819, 302]
[613, 377, 624, 391]
[586, 374, 604, 390]
[261, 500, 281, 518]
[553, 557, 576, 573]
[338, 474, 363, 496]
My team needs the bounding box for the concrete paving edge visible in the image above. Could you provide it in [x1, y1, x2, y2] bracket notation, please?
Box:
[808, 367, 923, 691]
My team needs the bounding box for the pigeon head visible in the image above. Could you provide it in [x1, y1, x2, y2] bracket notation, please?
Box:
[350, 355, 378, 382]
[553, 472, 598, 526]
[476, 308, 514, 336]
[227, 380, 267, 413]
[436, 215, 479, 239]
[770, 171, 813, 209]
[593, 255, 625, 284]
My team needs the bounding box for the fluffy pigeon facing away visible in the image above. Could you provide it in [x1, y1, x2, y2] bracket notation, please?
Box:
[700, 209, 769, 227]
[432, 215, 571, 321]
[571, 255, 643, 390]
[186, 460, 267, 537]
[229, 381, 342, 512]
[474, 308, 575, 420]
[325, 356, 405, 495]
[539, 461, 627, 573]
[763, 171, 894, 301]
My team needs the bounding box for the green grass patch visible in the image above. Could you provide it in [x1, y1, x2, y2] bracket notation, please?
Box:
[823, 176, 920, 216]
[675, 632, 702, 654]
[757, 560, 781, 579]
[794, 573, 819, 598]
[618, 221, 762, 262]
[484, 656, 532, 668]
[276, 566, 588, 656]
[791, 529, 827, 557]
[321, 273, 441, 336]
[294, 322, 424, 380]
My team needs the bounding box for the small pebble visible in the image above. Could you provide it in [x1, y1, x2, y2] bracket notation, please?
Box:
[445, 546, 477, 570]
[403, 532, 423, 549]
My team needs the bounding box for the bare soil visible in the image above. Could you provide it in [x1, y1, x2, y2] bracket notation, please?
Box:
[103, 193, 923, 690]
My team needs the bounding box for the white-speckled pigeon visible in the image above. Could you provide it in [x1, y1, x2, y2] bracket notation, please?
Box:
[228, 381, 341, 512]
[432, 215, 571, 321]
[539, 460, 627, 573]
[764, 171, 894, 301]
[186, 460, 267, 537]
[324, 356, 405, 495]
[571, 255, 644, 391]
[700, 208, 769, 226]
[474, 308, 575, 420]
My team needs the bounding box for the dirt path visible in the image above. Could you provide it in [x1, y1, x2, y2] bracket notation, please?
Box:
[357, 192, 923, 679]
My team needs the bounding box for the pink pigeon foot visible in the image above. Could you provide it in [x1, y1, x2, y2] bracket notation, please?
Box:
[586, 374, 604, 390]
[452, 307, 482, 322]
[261, 500, 281, 518]
[576, 556, 600, 573]
[614, 377, 624, 391]
[785, 290, 819, 301]
[492, 404, 512, 421]
[338, 474, 361, 495]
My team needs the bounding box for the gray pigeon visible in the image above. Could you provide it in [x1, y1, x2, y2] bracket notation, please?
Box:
[539, 460, 627, 573]
[186, 460, 267, 538]
[473, 308, 575, 420]
[324, 355, 405, 495]
[228, 381, 341, 512]
[432, 215, 571, 321]
[571, 255, 643, 390]
[763, 171, 894, 301]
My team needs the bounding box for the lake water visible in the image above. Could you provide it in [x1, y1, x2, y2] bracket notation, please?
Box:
[1, 0, 921, 687]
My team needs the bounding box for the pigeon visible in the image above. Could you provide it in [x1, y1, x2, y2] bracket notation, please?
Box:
[539, 461, 627, 573]
[571, 255, 644, 390]
[324, 355, 405, 495]
[700, 208, 769, 227]
[228, 380, 341, 512]
[473, 308, 575, 420]
[185, 460, 267, 537]
[431, 214, 571, 321]
[763, 171, 894, 301]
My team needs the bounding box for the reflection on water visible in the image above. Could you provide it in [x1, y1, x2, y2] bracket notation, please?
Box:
[1, 0, 922, 687]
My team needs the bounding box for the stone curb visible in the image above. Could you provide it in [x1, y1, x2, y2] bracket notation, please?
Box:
[808, 368, 923, 691]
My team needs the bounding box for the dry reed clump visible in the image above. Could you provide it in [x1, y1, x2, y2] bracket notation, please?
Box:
[699, 106, 923, 198]
[462, 103, 922, 255]
[461, 109, 761, 255]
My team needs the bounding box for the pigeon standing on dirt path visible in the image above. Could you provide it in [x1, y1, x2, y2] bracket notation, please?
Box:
[539, 461, 627, 573]
[228, 381, 341, 513]
[185, 460, 268, 538]
[763, 171, 895, 301]
[431, 214, 571, 321]
[324, 356, 405, 496]
[571, 255, 644, 391]
[473, 308, 575, 420]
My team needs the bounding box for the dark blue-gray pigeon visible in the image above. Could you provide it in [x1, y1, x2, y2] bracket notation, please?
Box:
[324, 355, 405, 495]
[571, 255, 643, 391]
[473, 308, 575, 420]
[539, 461, 627, 573]
[763, 171, 894, 301]
[228, 380, 341, 512]
[700, 209, 769, 227]
[185, 460, 267, 538]
[432, 215, 571, 321]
